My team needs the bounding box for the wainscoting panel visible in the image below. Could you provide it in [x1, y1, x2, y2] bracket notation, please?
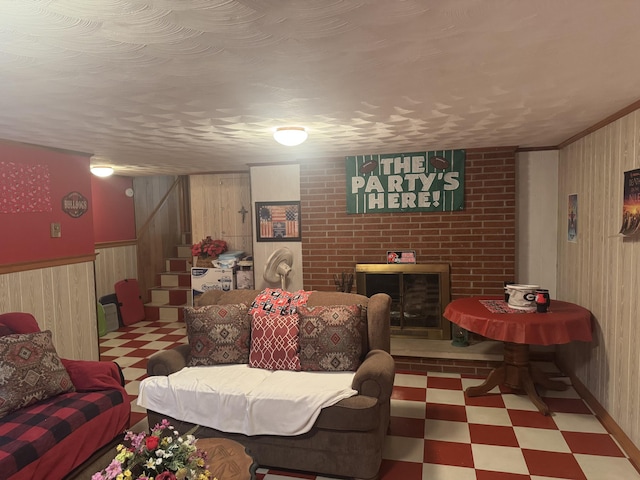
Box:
[557, 108, 640, 448]
[0, 261, 98, 360]
[95, 244, 138, 300]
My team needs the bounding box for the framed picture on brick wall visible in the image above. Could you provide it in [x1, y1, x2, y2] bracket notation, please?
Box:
[255, 201, 301, 242]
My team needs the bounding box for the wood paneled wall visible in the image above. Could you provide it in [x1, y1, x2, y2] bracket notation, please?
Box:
[557, 109, 640, 447]
[95, 243, 138, 299]
[134, 176, 185, 303]
[190, 173, 252, 254]
[0, 262, 98, 360]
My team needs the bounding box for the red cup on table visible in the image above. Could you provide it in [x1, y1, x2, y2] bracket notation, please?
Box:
[535, 289, 551, 313]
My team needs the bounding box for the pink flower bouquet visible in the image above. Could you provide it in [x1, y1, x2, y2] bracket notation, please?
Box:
[92, 419, 212, 480]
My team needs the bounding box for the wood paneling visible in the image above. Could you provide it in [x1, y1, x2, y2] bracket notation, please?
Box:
[0, 262, 98, 360]
[557, 109, 640, 449]
[95, 243, 138, 299]
[134, 176, 185, 303]
[190, 173, 252, 254]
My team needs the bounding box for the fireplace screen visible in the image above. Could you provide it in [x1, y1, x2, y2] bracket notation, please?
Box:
[356, 263, 451, 339]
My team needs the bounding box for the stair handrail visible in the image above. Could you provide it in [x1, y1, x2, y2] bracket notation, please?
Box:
[136, 176, 183, 240]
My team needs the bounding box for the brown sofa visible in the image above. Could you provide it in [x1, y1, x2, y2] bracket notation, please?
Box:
[146, 289, 394, 480]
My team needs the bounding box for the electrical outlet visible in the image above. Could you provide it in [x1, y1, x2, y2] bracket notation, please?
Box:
[50, 222, 61, 238]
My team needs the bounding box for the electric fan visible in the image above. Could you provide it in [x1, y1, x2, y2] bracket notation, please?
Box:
[263, 247, 294, 290]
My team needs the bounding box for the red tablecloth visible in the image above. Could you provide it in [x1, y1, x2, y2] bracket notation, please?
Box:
[444, 296, 593, 346]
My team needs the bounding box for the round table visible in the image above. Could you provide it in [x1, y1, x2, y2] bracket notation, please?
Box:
[197, 437, 257, 480]
[444, 297, 593, 415]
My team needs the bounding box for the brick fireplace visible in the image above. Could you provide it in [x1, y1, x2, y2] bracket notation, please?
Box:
[299, 147, 516, 299]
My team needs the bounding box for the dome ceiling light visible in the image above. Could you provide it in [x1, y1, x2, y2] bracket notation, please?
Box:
[273, 126, 308, 146]
[90, 166, 114, 177]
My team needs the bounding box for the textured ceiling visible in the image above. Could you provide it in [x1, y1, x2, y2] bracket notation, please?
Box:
[1, 1, 640, 176]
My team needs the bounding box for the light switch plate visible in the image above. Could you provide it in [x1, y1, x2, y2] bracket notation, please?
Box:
[50, 222, 61, 238]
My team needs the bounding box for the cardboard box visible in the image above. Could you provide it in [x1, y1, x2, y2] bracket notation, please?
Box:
[191, 267, 236, 304]
[236, 269, 254, 290]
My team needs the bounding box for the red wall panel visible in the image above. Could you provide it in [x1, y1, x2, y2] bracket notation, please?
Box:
[0, 142, 94, 264]
[91, 175, 136, 243]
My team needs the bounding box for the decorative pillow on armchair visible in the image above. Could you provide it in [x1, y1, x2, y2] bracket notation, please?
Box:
[0, 323, 13, 337]
[249, 311, 301, 371]
[184, 304, 251, 366]
[0, 330, 75, 419]
[297, 304, 365, 371]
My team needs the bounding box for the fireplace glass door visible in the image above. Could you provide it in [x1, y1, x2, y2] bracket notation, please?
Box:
[356, 263, 451, 339]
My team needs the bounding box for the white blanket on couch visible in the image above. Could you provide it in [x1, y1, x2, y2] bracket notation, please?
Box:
[137, 364, 357, 436]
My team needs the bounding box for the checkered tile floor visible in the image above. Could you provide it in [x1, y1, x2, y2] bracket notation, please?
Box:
[100, 320, 640, 480]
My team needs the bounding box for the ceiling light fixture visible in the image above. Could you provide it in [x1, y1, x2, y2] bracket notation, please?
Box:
[273, 126, 308, 146]
[90, 166, 114, 177]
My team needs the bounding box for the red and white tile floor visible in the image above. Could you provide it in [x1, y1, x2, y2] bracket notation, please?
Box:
[100, 320, 640, 480]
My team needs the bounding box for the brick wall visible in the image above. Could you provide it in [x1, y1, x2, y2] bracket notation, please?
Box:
[299, 146, 516, 297]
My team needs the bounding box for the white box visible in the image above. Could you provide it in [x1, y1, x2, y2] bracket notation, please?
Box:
[191, 267, 236, 304]
[236, 269, 254, 290]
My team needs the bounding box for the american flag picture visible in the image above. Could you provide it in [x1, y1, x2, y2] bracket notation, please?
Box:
[256, 201, 301, 241]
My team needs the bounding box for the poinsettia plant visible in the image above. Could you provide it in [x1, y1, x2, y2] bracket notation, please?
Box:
[91, 419, 213, 480]
[191, 236, 227, 258]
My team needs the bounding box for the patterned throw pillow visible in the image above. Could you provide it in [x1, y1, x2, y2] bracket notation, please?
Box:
[249, 311, 301, 371]
[297, 304, 364, 371]
[288, 289, 312, 314]
[0, 330, 75, 418]
[248, 288, 292, 315]
[184, 304, 251, 366]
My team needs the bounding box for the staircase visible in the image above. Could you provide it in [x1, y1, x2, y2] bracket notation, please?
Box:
[143, 239, 192, 323]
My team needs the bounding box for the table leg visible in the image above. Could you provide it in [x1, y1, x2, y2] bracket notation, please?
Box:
[530, 363, 568, 391]
[464, 342, 563, 415]
[465, 365, 506, 396]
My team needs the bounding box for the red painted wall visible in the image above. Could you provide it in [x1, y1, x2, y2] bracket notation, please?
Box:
[91, 175, 136, 243]
[0, 142, 94, 264]
[299, 146, 516, 298]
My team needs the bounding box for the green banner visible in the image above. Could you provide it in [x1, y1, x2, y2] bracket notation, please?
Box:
[346, 150, 465, 213]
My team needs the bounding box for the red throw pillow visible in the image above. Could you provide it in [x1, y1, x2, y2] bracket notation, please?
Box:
[248, 288, 292, 316]
[249, 311, 301, 371]
[297, 304, 364, 371]
[287, 289, 312, 314]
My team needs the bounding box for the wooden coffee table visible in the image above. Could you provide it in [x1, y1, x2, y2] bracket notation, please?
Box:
[197, 437, 257, 480]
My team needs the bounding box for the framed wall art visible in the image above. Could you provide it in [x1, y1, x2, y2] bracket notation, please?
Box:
[255, 201, 301, 242]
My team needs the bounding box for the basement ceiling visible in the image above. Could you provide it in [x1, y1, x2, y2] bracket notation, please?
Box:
[1, 1, 639, 176]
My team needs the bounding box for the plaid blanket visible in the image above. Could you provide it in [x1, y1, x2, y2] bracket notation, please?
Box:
[0, 389, 124, 478]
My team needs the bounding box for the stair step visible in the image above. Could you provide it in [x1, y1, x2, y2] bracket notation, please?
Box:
[159, 272, 191, 287]
[150, 287, 189, 305]
[166, 257, 192, 272]
[144, 304, 186, 322]
[176, 245, 192, 258]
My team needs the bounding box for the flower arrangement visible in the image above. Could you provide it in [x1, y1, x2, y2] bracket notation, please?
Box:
[92, 420, 213, 480]
[191, 236, 227, 259]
